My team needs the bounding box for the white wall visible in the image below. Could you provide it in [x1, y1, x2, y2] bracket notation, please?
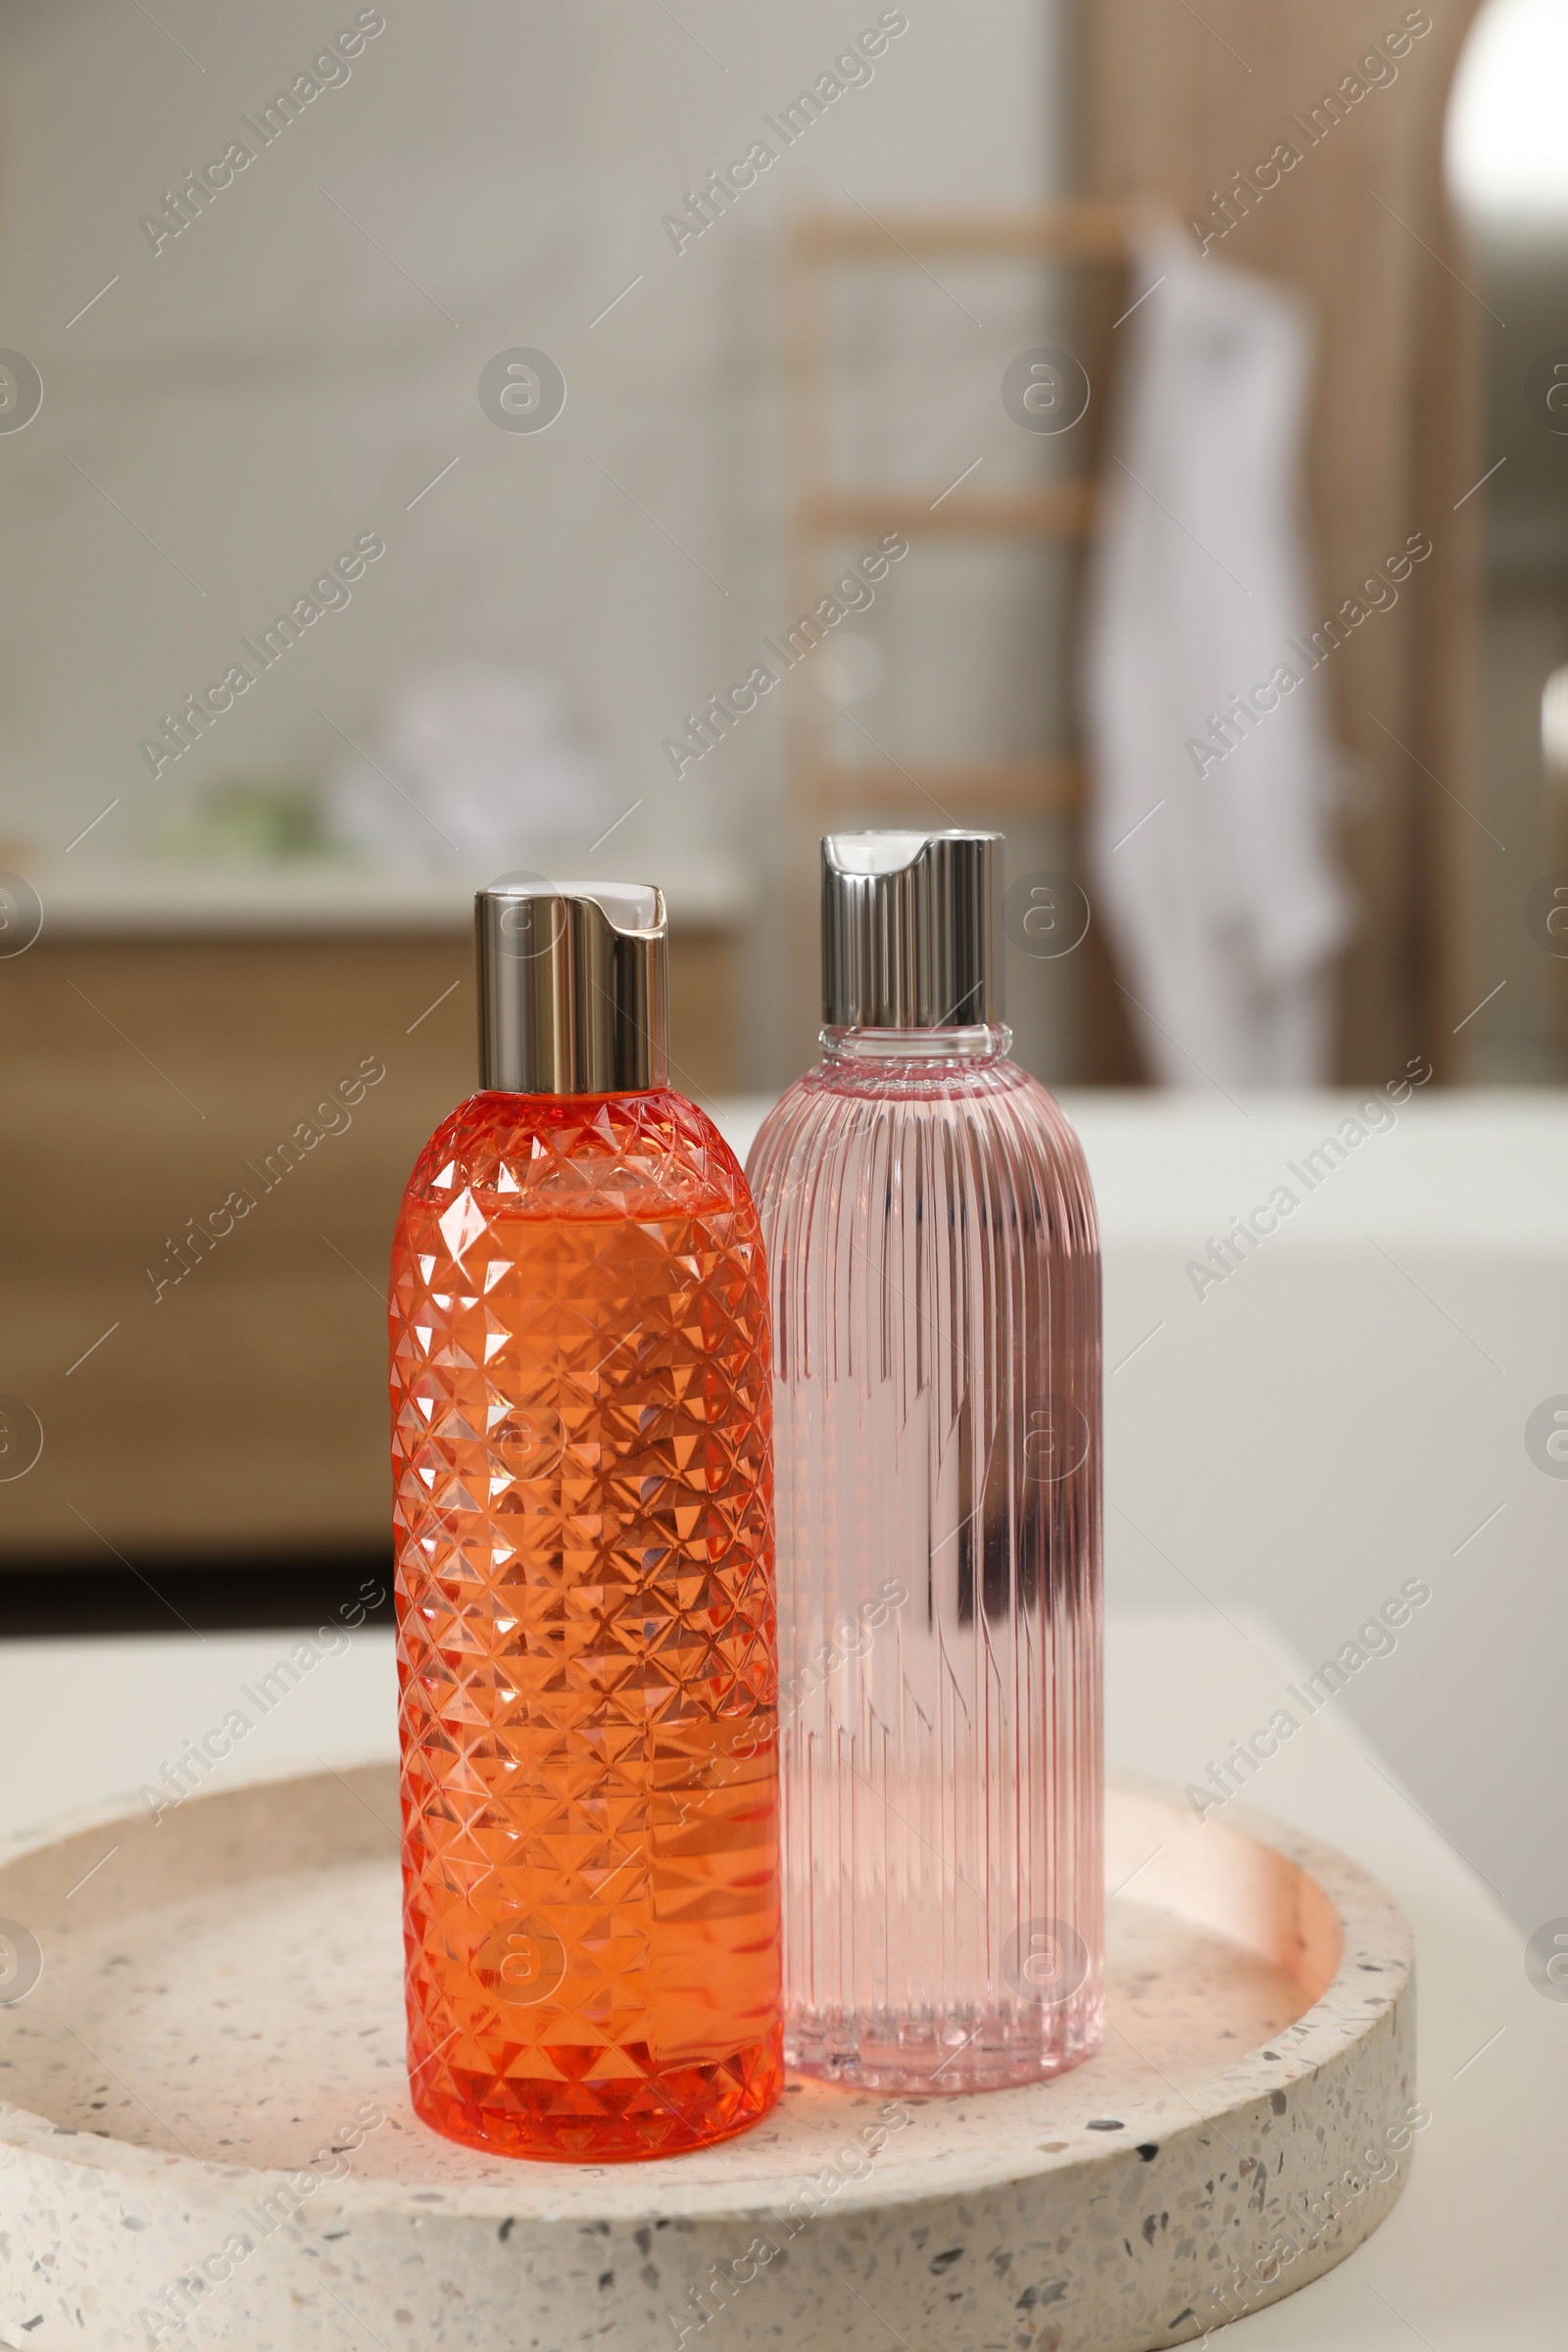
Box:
[0, 0, 1067, 1083]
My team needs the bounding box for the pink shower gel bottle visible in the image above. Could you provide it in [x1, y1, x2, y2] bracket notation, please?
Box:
[745, 832, 1102, 2091]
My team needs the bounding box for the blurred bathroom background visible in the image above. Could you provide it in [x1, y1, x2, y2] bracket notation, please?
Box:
[1, 0, 1565, 1923]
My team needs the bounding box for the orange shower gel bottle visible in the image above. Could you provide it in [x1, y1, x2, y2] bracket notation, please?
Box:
[390, 880, 781, 2160]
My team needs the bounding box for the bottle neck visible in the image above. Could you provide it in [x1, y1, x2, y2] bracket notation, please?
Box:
[819, 1021, 1012, 1065]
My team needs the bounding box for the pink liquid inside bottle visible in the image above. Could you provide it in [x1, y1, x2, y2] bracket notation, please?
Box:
[745, 831, 1102, 2091]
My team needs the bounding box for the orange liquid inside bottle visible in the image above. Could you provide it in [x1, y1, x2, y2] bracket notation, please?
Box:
[391, 1086, 782, 2161]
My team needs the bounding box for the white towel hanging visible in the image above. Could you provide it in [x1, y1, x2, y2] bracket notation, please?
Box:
[1083, 222, 1353, 1089]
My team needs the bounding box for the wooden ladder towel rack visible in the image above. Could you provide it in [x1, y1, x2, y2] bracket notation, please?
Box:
[782, 203, 1133, 828]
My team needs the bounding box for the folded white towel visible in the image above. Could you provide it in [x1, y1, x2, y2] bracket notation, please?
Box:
[326, 666, 616, 867]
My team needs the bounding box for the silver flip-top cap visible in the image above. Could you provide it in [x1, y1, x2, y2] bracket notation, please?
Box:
[476, 878, 669, 1093]
[821, 831, 1003, 1028]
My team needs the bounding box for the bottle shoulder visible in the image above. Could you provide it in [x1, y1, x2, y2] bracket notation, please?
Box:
[402, 1090, 756, 1223]
[748, 1054, 1085, 1152]
[746, 1058, 1098, 1233]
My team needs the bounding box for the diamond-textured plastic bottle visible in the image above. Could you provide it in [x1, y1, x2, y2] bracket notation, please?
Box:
[391, 882, 780, 2161]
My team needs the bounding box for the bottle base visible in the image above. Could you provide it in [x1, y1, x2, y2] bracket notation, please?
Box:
[786, 2006, 1103, 2095]
[409, 2035, 784, 2164]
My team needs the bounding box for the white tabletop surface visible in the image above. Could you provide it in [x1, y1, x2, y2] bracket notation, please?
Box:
[0, 1607, 1559, 2346]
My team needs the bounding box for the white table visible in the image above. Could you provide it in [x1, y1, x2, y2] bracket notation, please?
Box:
[0, 1609, 1560, 2347]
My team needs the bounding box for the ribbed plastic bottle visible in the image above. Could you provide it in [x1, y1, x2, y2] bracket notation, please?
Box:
[745, 831, 1102, 2091]
[390, 879, 781, 2160]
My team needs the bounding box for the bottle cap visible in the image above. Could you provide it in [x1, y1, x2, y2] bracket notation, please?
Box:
[476, 877, 669, 1094]
[821, 830, 1003, 1028]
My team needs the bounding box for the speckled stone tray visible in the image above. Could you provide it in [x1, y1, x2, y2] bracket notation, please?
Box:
[0, 1762, 1414, 2352]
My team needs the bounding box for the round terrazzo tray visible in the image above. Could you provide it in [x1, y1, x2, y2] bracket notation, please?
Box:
[0, 1762, 1415, 2352]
